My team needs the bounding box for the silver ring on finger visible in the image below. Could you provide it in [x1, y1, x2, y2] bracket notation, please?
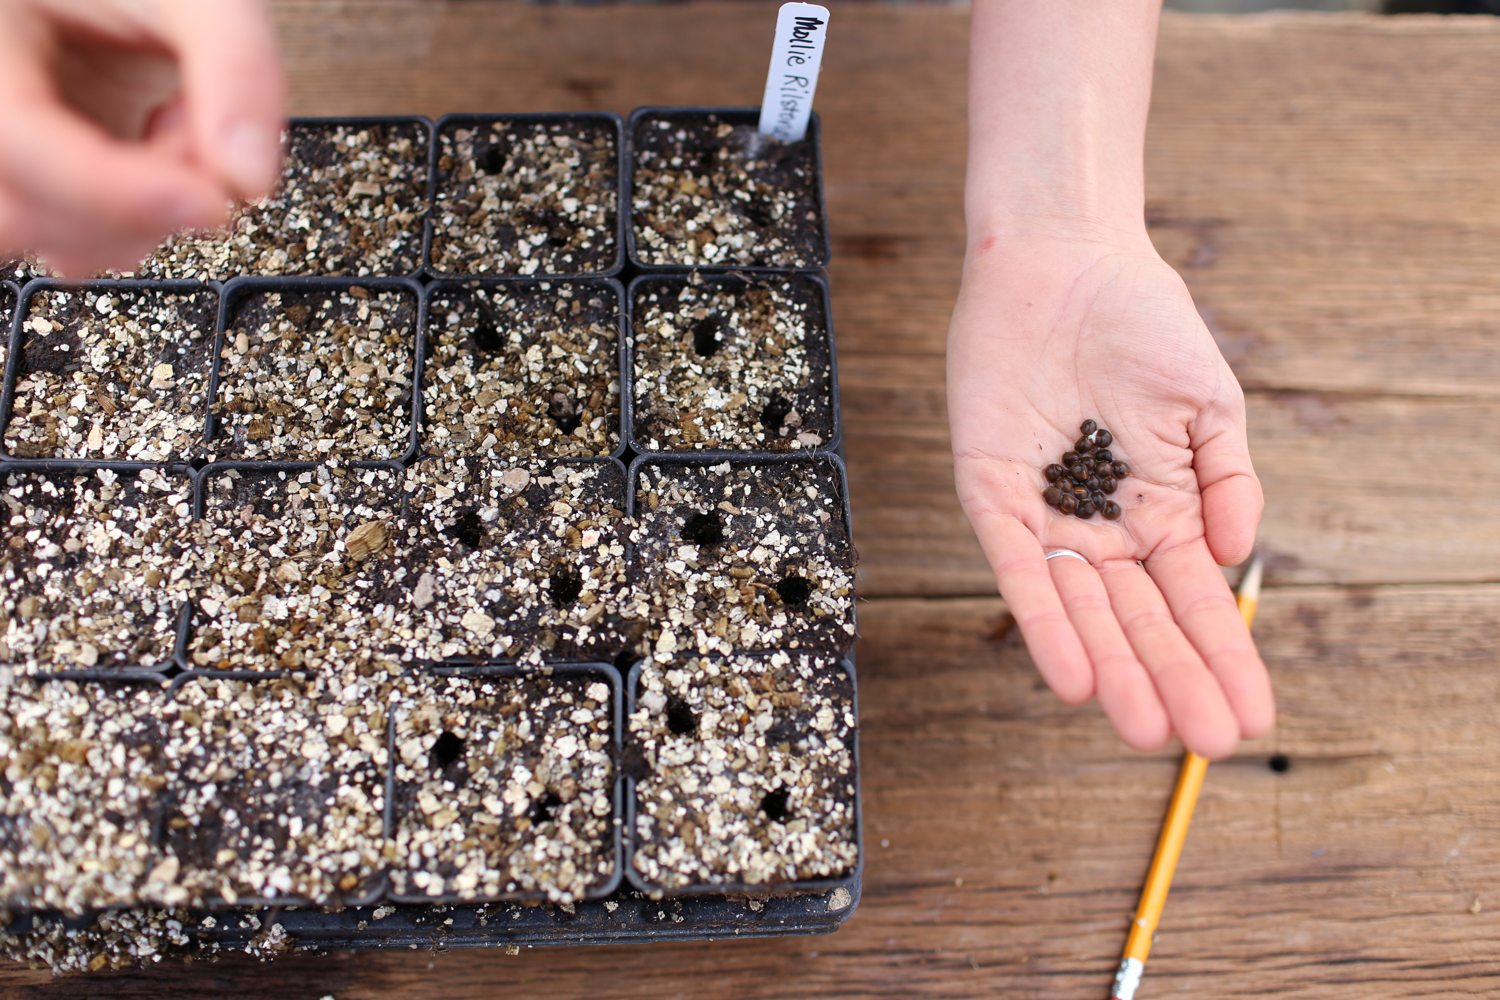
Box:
[1044, 548, 1090, 566]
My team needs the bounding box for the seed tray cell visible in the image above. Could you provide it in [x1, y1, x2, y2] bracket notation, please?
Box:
[628, 455, 858, 661]
[159, 672, 389, 909]
[401, 459, 633, 665]
[208, 278, 420, 464]
[429, 114, 624, 279]
[420, 279, 624, 461]
[625, 653, 859, 896]
[0, 468, 195, 673]
[188, 464, 408, 673]
[0, 678, 168, 915]
[628, 272, 839, 455]
[626, 107, 830, 272]
[1, 281, 218, 463]
[128, 117, 432, 281]
[389, 666, 621, 904]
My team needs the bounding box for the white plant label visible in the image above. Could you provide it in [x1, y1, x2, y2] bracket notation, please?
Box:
[757, 2, 831, 144]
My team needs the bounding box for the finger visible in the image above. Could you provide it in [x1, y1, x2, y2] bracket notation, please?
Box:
[1191, 400, 1263, 567]
[1145, 541, 1276, 740]
[0, 103, 227, 240]
[965, 506, 1093, 704]
[146, 97, 194, 160]
[164, 0, 287, 200]
[1100, 559, 1241, 759]
[1049, 556, 1170, 751]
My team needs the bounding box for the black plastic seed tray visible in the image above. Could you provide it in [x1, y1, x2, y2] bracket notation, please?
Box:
[625, 106, 831, 274]
[0, 107, 859, 955]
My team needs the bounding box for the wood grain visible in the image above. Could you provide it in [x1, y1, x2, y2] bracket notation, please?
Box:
[7, 587, 1499, 997]
[3, 4, 1499, 997]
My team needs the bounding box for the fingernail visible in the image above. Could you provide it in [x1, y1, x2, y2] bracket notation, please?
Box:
[222, 121, 282, 198]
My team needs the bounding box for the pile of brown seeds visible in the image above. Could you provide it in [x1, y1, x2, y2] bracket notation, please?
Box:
[431, 119, 618, 276]
[422, 283, 619, 460]
[631, 460, 856, 659]
[631, 275, 834, 452]
[127, 122, 429, 280]
[1, 470, 195, 672]
[3, 287, 217, 462]
[1042, 419, 1130, 520]
[213, 286, 415, 461]
[629, 652, 857, 888]
[390, 672, 615, 902]
[631, 114, 824, 269]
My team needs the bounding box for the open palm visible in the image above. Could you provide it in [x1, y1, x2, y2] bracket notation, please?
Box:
[948, 235, 1274, 758]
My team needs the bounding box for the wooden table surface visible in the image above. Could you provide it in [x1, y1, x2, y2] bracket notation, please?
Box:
[6, 3, 1500, 997]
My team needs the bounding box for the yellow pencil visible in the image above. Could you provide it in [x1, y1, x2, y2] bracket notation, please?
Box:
[1109, 555, 1264, 1000]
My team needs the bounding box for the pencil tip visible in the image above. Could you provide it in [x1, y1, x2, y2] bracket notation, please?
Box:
[1239, 553, 1264, 602]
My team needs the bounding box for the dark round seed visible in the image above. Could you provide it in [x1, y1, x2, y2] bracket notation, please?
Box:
[1094, 449, 1112, 463]
[1111, 461, 1129, 477]
[1068, 463, 1089, 481]
[1100, 475, 1118, 494]
[1062, 451, 1079, 467]
[1094, 429, 1113, 448]
[1075, 436, 1095, 454]
[1102, 501, 1122, 520]
[1045, 464, 1066, 482]
[1080, 419, 1097, 436]
[1086, 476, 1101, 491]
[1072, 484, 1088, 498]
[1043, 486, 1063, 507]
[1059, 494, 1079, 514]
[1076, 500, 1097, 518]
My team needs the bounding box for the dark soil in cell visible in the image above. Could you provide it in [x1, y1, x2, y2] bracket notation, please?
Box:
[3, 286, 217, 461]
[629, 653, 857, 889]
[631, 112, 825, 269]
[0, 470, 195, 672]
[631, 274, 834, 452]
[431, 118, 619, 276]
[129, 121, 429, 280]
[421, 282, 619, 460]
[631, 459, 856, 659]
[0, 680, 169, 913]
[400, 459, 633, 664]
[188, 466, 409, 672]
[212, 285, 416, 462]
[389, 671, 615, 902]
[160, 674, 387, 906]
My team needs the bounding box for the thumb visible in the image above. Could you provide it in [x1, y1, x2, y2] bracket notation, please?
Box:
[164, 0, 287, 201]
[1190, 388, 1263, 567]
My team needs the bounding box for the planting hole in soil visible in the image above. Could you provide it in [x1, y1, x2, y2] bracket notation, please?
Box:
[665, 695, 697, 736]
[431, 731, 466, 770]
[775, 574, 814, 607]
[681, 510, 724, 547]
[759, 787, 792, 824]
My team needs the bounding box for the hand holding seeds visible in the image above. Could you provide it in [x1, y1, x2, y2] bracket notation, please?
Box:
[947, 235, 1275, 759]
[0, 0, 286, 276]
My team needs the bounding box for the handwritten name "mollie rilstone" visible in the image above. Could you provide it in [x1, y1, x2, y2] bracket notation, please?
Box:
[770, 17, 826, 138]
[759, 5, 829, 144]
